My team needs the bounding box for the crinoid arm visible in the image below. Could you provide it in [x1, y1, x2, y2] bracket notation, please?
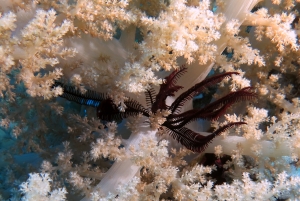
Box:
[53, 81, 107, 107]
[96, 98, 149, 122]
[145, 86, 156, 108]
[53, 82, 148, 122]
[167, 87, 256, 129]
[165, 122, 246, 152]
[201, 87, 256, 114]
[151, 66, 187, 112]
[169, 72, 240, 114]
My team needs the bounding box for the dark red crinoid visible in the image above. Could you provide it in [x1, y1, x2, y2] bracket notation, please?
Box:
[56, 66, 256, 152]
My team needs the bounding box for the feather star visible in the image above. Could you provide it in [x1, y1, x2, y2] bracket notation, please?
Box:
[54, 66, 256, 152]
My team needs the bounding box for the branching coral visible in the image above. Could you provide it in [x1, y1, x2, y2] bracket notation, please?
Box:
[0, 0, 300, 200]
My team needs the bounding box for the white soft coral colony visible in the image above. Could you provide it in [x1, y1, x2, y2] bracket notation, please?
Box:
[0, 0, 300, 200]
